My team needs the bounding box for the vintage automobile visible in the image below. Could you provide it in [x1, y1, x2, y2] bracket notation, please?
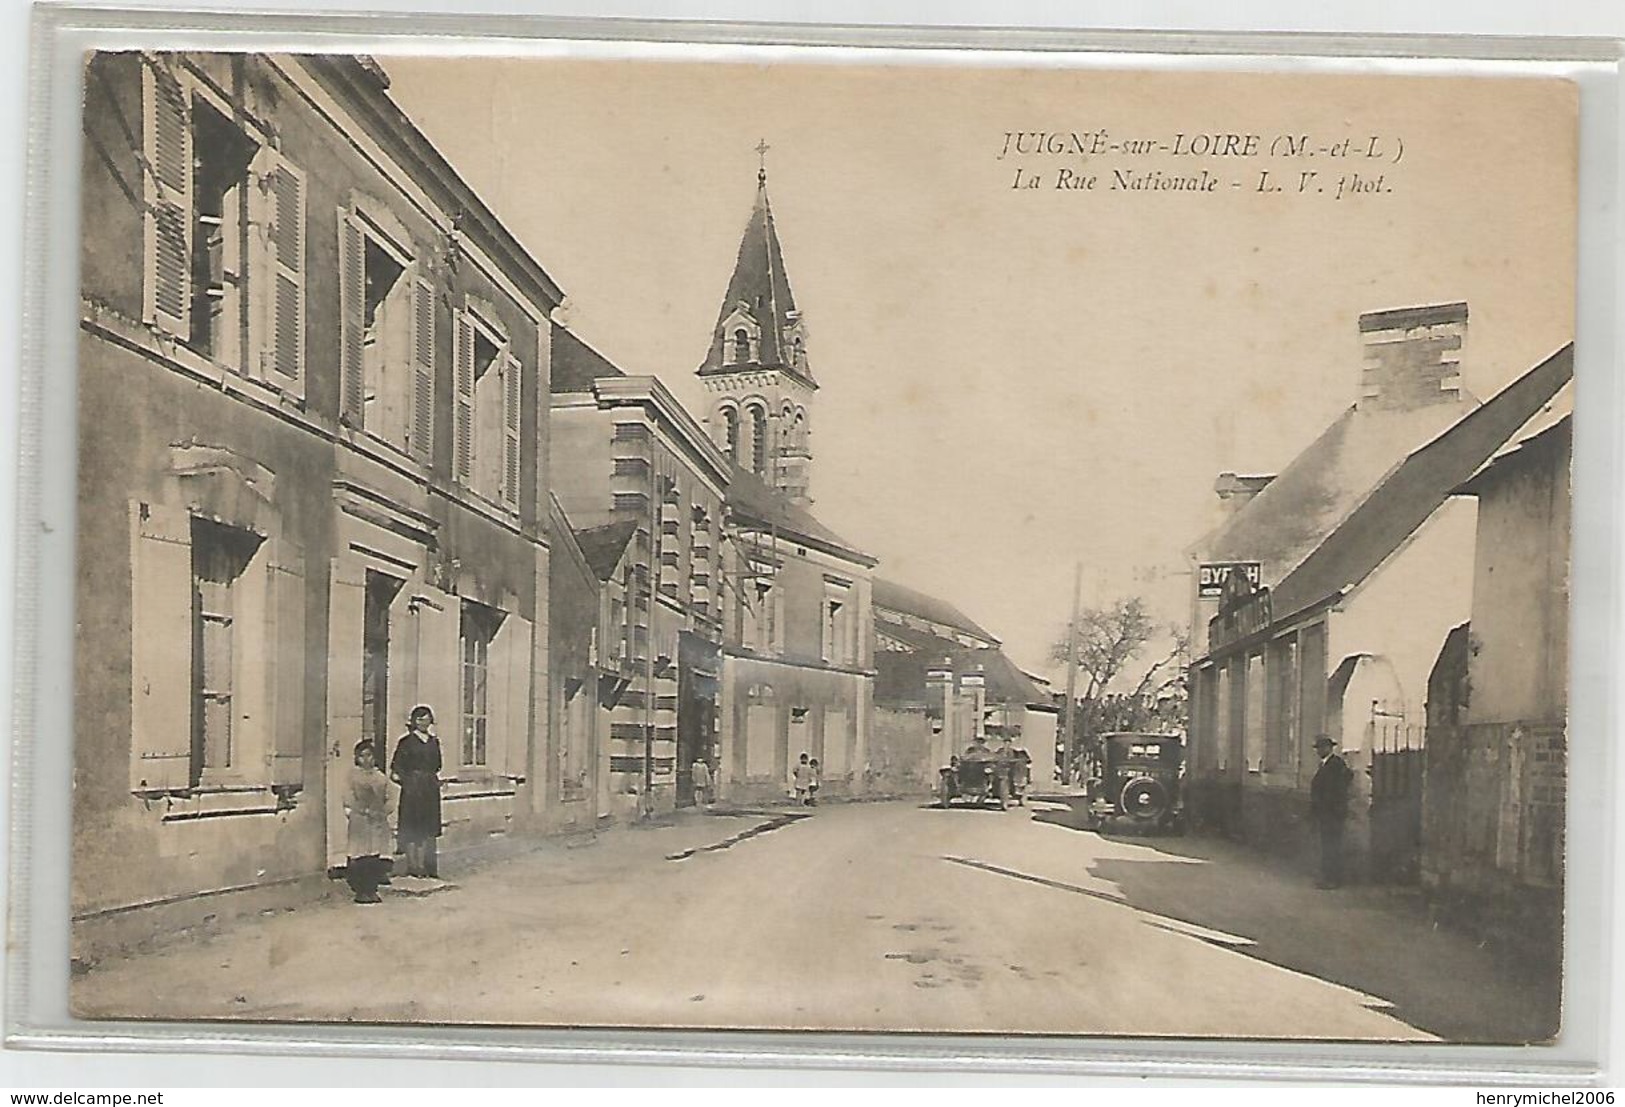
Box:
[1090, 732, 1184, 832]
[937, 755, 1018, 810]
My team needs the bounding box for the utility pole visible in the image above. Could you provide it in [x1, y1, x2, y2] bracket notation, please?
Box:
[1061, 561, 1082, 787]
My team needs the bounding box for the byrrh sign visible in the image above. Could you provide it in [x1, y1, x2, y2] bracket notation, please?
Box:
[1198, 561, 1262, 599]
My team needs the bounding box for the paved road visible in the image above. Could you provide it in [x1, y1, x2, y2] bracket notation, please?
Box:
[73, 799, 1553, 1040]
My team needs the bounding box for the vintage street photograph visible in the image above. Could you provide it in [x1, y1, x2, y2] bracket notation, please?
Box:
[68, 48, 1576, 1042]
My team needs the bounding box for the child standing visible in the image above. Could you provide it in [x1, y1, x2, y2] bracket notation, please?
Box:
[808, 757, 822, 807]
[792, 752, 812, 805]
[346, 741, 394, 904]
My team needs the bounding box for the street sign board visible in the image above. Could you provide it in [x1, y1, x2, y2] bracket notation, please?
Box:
[1198, 561, 1262, 598]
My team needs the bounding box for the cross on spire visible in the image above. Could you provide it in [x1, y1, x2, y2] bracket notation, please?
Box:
[755, 138, 771, 184]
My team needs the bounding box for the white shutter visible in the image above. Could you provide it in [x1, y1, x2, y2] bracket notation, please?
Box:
[338, 210, 365, 424]
[410, 275, 436, 461]
[268, 538, 306, 787]
[141, 57, 191, 334]
[326, 562, 366, 868]
[501, 352, 521, 506]
[130, 500, 193, 791]
[454, 311, 474, 483]
[489, 613, 532, 781]
[265, 157, 306, 388]
[412, 586, 460, 768]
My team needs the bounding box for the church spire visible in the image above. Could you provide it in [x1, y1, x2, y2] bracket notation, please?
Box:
[698, 153, 816, 390]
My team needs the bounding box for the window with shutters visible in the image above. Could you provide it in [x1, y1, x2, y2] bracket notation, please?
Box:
[460, 601, 502, 768]
[140, 57, 305, 393]
[454, 305, 521, 508]
[822, 582, 853, 665]
[746, 579, 780, 654]
[339, 208, 433, 460]
[189, 518, 259, 786]
[186, 97, 254, 368]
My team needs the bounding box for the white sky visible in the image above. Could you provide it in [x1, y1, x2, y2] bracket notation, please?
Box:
[384, 55, 1576, 678]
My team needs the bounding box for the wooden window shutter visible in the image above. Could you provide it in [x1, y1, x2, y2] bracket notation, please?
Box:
[129, 501, 194, 792]
[268, 538, 306, 787]
[338, 211, 366, 424]
[502, 352, 522, 505]
[410, 275, 436, 461]
[141, 58, 192, 333]
[266, 159, 306, 386]
[412, 586, 460, 753]
[488, 612, 531, 781]
[454, 311, 474, 483]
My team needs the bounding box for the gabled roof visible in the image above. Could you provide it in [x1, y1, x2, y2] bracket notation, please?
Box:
[875, 620, 1046, 707]
[727, 463, 875, 567]
[697, 173, 816, 389]
[872, 578, 999, 645]
[1198, 395, 1479, 582]
[551, 326, 625, 395]
[1457, 405, 1572, 497]
[573, 520, 639, 582]
[1270, 343, 1573, 622]
[546, 493, 596, 587]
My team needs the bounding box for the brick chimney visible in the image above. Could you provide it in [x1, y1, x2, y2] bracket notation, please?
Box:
[1357, 301, 1467, 412]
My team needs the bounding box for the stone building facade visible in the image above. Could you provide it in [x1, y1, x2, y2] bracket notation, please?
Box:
[1421, 409, 1570, 967]
[1187, 338, 1573, 878]
[549, 328, 730, 812]
[73, 52, 563, 952]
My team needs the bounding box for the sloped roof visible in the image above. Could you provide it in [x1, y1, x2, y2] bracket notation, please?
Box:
[1199, 395, 1479, 582]
[875, 620, 1046, 706]
[727, 462, 875, 567]
[872, 578, 999, 645]
[697, 174, 816, 389]
[1271, 343, 1573, 621]
[573, 520, 639, 582]
[546, 494, 596, 586]
[1457, 408, 1572, 497]
[551, 326, 626, 395]
[1460, 381, 1572, 489]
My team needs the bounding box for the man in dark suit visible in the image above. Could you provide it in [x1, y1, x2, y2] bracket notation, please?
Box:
[1309, 734, 1353, 888]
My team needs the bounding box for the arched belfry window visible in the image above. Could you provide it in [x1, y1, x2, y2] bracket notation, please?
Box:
[733, 329, 751, 364]
[749, 406, 768, 476]
[720, 407, 740, 462]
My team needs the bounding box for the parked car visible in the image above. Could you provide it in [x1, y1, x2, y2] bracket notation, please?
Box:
[1089, 732, 1184, 832]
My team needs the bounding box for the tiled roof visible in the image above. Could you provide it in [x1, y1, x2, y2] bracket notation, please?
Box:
[697, 176, 816, 389]
[1199, 396, 1478, 584]
[726, 463, 875, 566]
[1270, 343, 1573, 622]
[875, 619, 1046, 706]
[573, 520, 639, 582]
[551, 326, 626, 395]
[872, 578, 999, 645]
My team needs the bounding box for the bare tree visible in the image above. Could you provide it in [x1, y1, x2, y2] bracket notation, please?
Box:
[1050, 596, 1187, 773]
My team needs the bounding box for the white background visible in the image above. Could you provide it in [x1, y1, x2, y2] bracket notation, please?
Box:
[1, 0, 1622, 1091]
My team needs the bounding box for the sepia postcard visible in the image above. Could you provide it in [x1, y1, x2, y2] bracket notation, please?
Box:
[66, 46, 1577, 1044]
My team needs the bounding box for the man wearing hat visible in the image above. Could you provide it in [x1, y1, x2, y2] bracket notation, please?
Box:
[1309, 734, 1353, 888]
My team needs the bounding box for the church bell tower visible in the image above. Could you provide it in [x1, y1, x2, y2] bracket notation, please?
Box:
[697, 148, 816, 507]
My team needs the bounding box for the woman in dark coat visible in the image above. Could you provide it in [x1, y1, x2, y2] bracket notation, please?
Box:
[390, 704, 443, 878]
